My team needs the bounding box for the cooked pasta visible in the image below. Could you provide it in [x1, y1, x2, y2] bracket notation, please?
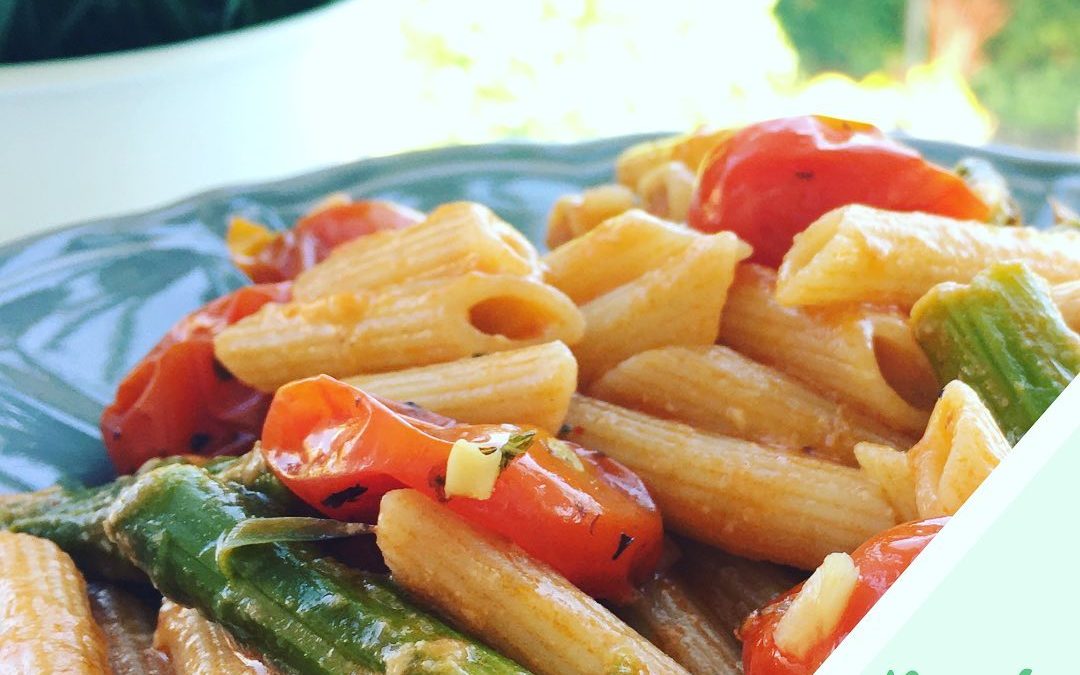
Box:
[614, 128, 732, 188]
[345, 341, 577, 433]
[574, 232, 749, 384]
[546, 184, 639, 248]
[563, 396, 898, 570]
[719, 264, 937, 434]
[294, 201, 540, 301]
[590, 345, 913, 465]
[377, 489, 688, 675]
[1052, 280, 1080, 333]
[777, 204, 1080, 308]
[636, 161, 696, 222]
[155, 600, 267, 675]
[215, 273, 585, 391]
[853, 442, 919, 523]
[87, 582, 168, 675]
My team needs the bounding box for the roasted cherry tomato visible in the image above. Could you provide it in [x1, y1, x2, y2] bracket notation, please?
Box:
[260, 375, 664, 602]
[228, 200, 424, 283]
[100, 282, 291, 474]
[688, 115, 990, 266]
[741, 518, 948, 675]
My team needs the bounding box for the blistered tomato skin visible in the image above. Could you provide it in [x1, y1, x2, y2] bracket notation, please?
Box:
[100, 282, 292, 474]
[260, 375, 664, 602]
[741, 518, 948, 675]
[688, 115, 990, 267]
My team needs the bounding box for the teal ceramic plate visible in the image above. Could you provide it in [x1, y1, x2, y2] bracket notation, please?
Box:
[1, 135, 1078, 493]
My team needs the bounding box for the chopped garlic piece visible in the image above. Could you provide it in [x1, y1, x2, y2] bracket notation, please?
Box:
[444, 439, 502, 500]
[773, 552, 859, 660]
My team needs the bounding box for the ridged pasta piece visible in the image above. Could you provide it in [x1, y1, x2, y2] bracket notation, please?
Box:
[1052, 280, 1080, 333]
[345, 341, 577, 433]
[636, 161, 696, 223]
[294, 202, 540, 301]
[614, 128, 733, 188]
[623, 568, 741, 675]
[215, 273, 585, 391]
[87, 582, 170, 674]
[0, 531, 109, 674]
[777, 204, 1080, 308]
[909, 380, 1011, 518]
[563, 396, 898, 570]
[377, 489, 688, 675]
[155, 600, 268, 674]
[544, 209, 698, 304]
[719, 264, 937, 434]
[590, 345, 913, 465]
[575, 233, 749, 384]
[853, 442, 919, 523]
[546, 184, 639, 248]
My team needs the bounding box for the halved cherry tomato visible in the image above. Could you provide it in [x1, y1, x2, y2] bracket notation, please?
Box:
[100, 282, 291, 474]
[260, 375, 664, 602]
[740, 517, 948, 675]
[688, 115, 990, 266]
[229, 200, 425, 283]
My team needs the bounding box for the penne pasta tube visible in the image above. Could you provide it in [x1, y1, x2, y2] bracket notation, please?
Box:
[563, 396, 898, 570]
[676, 539, 804, 637]
[294, 202, 540, 301]
[215, 273, 585, 392]
[590, 345, 913, 465]
[719, 264, 937, 434]
[636, 161, 696, 223]
[908, 380, 1011, 518]
[345, 341, 577, 433]
[615, 128, 733, 188]
[546, 184, 639, 248]
[377, 489, 688, 675]
[575, 232, 749, 384]
[853, 442, 919, 523]
[155, 600, 269, 674]
[0, 531, 110, 673]
[776, 204, 1080, 308]
[623, 568, 742, 675]
[544, 209, 699, 304]
[1052, 280, 1080, 333]
[87, 582, 170, 675]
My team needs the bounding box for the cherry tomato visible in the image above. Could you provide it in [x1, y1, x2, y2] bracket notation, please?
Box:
[100, 282, 291, 474]
[228, 200, 424, 283]
[260, 375, 664, 602]
[688, 116, 990, 266]
[741, 517, 948, 675]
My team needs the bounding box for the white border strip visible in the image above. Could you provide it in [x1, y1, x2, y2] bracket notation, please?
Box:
[817, 377, 1080, 674]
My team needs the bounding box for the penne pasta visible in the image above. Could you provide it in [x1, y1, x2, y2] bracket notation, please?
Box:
[0, 532, 110, 674]
[544, 209, 698, 305]
[563, 396, 898, 570]
[908, 380, 1011, 518]
[215, 273, 585, 392]
[377, 489, 688, 675]
[590, 345, 913, 465]
[719, 264, 937, 434]
[623, 567, 742, 675]
[546, 184, 639, 248]
[636, 161, 696, 223]
[853, 442, 919, 523]
[345, 341, 577, 433]
[574, 232, 749, 384]
[294, 201, 540, 301]
[1052, 280, 1080, 333]
[614, 128, 733, 189]
[777, 204, 1080, 308]
[87, 582, 169, 675]
[155, 600, 268, 675]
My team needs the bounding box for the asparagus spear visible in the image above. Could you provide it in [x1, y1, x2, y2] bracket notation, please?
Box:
[104, 463, 528, 675]
[911, 262, 1080, 443]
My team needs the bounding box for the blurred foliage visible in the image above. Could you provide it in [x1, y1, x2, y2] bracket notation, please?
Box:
[773, 0, 1079, 149]
[774, 0, 905, 78]
[0, 0, 334, 63]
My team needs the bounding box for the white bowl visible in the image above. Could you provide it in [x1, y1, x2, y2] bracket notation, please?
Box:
[0, 0, 374, 243]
